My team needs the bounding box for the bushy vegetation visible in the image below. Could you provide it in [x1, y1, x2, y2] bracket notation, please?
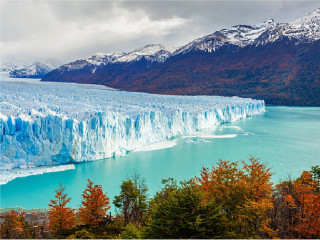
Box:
[1, 158, 320, 239]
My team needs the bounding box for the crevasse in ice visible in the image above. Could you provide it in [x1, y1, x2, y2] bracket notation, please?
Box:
[0, 78, 265, 170]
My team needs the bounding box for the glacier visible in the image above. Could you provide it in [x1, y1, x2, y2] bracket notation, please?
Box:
[0, 76, 265, 182]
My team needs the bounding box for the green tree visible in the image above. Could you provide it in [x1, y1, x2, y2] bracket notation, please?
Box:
[113, 173, 148, 225]
[311, 165, 320, 190]
[145, 180, 224, 239]
[119, 223, 143, 239]
[103, 218, 125, 239]
[145, 178, 178, 223]
[152, 177, 178, 203]
[66, 229, 95, 239]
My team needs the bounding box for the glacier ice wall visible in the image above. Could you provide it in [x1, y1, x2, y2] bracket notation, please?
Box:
[0, 78, 265, 170]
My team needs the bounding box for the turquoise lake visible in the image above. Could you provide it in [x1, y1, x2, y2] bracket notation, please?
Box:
[1, 106, 319, 209]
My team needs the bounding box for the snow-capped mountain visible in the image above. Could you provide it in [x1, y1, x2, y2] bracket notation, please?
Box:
[10, 63, 53, 78]
[63, 52, 125, 71]
[256, 8, 320, 45]
[116, 44, 171, 63]
[174, 8, 319, 54]
[1, 62, 54, 78]
[60, 44, 171, 73]
[42, 9, 320, 106]
[173, 19, 276, 55]
[45, 8, 320, 73]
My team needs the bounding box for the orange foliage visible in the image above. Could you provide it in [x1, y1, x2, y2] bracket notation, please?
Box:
[272, 170, 320, 238]
[0, 211, 21, 238]
[194, 157, 273, 238]
[293, 171, 320, 238]
[78, 179, 110, 227]
[48, 184, 76, 234]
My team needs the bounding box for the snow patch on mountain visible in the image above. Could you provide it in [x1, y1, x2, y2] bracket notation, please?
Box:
[116, 44, 170, 63]
[85, 52, 125, 66]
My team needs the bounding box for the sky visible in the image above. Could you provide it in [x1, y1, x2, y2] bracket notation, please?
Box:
[0, 0, 319, 66]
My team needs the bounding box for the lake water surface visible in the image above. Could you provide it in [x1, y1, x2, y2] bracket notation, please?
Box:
[1, 106, 319, 209]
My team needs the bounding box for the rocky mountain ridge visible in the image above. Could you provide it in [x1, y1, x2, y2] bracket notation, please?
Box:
[42, 9, 320, 106]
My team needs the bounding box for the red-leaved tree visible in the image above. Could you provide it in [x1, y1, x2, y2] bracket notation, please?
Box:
[48, 184, 76, 236]
[78, 179, 110, 227]
[194, 157, 274, 238]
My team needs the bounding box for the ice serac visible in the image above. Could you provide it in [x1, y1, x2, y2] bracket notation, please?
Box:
[0, 79, 265, 171]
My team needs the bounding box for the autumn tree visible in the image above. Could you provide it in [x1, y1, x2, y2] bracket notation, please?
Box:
[269, 179, 298, 238]
[48, 184, 76, 236]
[270, 169, 320, 238]
[14, 212, 34, 239]
[275, 173, 320, 238]
[194, 157, 274, 238]
[1, 211, 50, 239]
[78, 179, 110, 227]
[293, 171, 320, 238]
[113, 173, 148, 225]
[0, 211, 20, 239]
[240, 157, 274, 237]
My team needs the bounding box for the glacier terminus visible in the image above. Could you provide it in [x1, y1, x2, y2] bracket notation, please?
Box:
[0, 76, 265, 184]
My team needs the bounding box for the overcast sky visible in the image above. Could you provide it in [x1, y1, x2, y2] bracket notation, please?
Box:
[0, 0, 319, 66]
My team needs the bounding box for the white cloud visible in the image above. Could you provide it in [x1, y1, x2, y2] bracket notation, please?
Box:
[0, 0, 318, 65]
[0, 1, 186, 65]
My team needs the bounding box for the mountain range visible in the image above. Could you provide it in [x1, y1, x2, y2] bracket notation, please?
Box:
[1, 62, 54, 78]
[42, 8, 320, 106]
